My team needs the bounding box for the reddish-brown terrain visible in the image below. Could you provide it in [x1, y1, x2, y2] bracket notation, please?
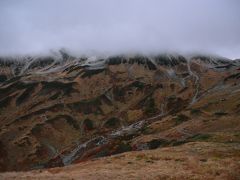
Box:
[0, 53, 239, 179]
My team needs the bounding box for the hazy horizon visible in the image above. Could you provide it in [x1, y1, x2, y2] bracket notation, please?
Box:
[0, 0, 240, 59]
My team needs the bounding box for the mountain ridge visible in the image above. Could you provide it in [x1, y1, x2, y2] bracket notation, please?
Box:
[0, 53, 239, 174]
[0, 53, 235, 79]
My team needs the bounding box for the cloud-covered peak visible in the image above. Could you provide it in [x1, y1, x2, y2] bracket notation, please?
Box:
[0, 0, 240, 59]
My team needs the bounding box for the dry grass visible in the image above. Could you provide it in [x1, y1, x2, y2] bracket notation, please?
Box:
[1, 142, 239, 180]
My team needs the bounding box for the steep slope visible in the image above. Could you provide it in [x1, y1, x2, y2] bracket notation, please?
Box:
[0, 54, 239, 173]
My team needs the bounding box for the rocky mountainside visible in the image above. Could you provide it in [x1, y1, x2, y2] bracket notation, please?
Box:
[0, 53, 239, 175]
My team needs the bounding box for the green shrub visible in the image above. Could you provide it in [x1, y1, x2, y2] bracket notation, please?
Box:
[148, 139, 167, 149]
[190, 109, 201, 115]
[83, 119, 94, 131]
[114, 143, 132, 154]
[214, 111, 228, 116]
[104, 117, 120, 128]
[144, 98, 157, 115]
[173, 114, 189, 125]
[132, 81, 145, 89]
[190, 134, 211, 141]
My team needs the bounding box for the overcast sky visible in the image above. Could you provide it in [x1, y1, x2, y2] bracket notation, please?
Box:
[0, 0, 240, 58]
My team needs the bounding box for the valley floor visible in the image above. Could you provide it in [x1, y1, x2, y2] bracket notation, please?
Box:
[1, 141, 240, 180]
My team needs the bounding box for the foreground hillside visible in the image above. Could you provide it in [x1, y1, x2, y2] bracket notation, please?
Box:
[1, 142, 240, 179]
[0, 53, 239, 178]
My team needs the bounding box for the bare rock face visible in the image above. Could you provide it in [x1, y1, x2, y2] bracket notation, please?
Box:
[0, 53, 239, 172]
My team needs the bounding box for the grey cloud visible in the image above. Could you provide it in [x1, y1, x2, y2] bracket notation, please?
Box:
[0, 0, 240, 58]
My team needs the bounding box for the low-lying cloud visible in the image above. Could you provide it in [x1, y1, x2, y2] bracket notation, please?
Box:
[0, 0, 240, 58]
